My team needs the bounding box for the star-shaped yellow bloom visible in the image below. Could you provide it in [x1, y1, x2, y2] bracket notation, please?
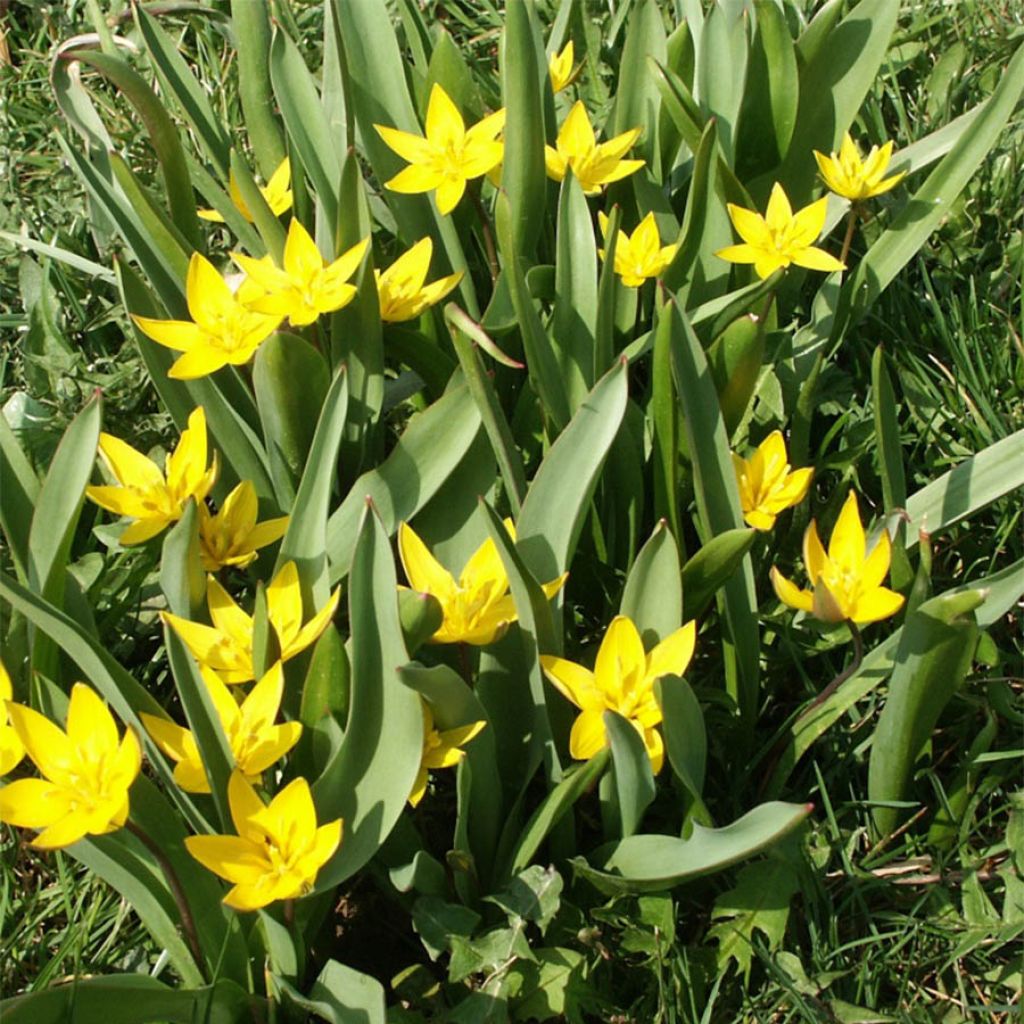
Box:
[198, 157, 293, 223]
[132, 253, 283, 379]
[0, 660, 25, 776]
[598, 211, 678, 287]
[185, 770, 341, 911]
[549, 41, 577, 93]
[198, 479, 289, 572]
[770, 490, 905, 625]
[86, 406, 219, 545]
[716, 182, 846, 280]
[398, 519, 566, 646]
[163, 561, 340, 684]
[141, 663, 301, 794]
[375, 84, 506, 215]
[375, 237, 463, 323]
[232, 219, 369, 327]
[0, 683, 141, 849]
[408, 701, 486, 807]
[544, 101, 645, 195]
[814, 134, 905, 202]
[732, 430, 813, 531]
[541, 615, 696, 774]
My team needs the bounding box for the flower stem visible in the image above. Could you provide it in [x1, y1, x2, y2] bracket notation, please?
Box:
[469, 185, 499, 282]
[125, 819, 207, 979]
[803, 620, 864, 714]
[839, 206, 859, 267]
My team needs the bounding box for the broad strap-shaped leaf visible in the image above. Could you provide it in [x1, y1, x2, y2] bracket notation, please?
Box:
[574, 801, 811, 894]
[313, 504, 422, 889]
[621, 521, 683, 648]
[605, 710, 656, 839]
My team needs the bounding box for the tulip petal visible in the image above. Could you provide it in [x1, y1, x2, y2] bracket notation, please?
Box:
[770, 567, 813, 612]
[539, 656, 602, 711]
[849, 587, 905, 625]
[185, 834, 267, 884]
[569, 710, 607, 761]
[644, 621, 696, 683]
[0, 778, 70, 828]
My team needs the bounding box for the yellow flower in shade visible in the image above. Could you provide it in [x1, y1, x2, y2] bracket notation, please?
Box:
[198, 480, 289, 572]
[86, 406, 218, 545]
[374, 84, 506, 215]
[732, 430, 814, 532]
[408, 701, 486, 807]
[132, 253, 283, 379]
[198, 157, 293, 223]
[163, 561, 340, 684]
[770, 491, 905, 625]
[232, 219, 369, 327]
[716, 182, 846, 280]
[185, 770, 341, 911]
[544, 101, 645, 195]
[549, 41, 576, 93]
[141, 663, 301, 794]
[814, 134, 905, 202]
[0, 660, 25, 776]
[541, 616, 696, 774]
[375, 237, 463, 323]
[0, 684, 141, 849]
[598, 211, 678, 287]
[398, 519, 567, 646]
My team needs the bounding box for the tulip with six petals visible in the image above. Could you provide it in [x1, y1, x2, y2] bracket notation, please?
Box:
[771, 491, 905, 625]
[86, 406, 218, 545]
[733, 430, 813, 531]
[198, 157, 293, 223]
[375, 237, 463, 323]
[598, 211, 678, 287]
[198, 479, 289, 572]
[814, 134, 905, 202]
[408, 701, 486, 807]
[185, 770, 341, 911]
[540, 615, 696, 773]
[545, 101, 645, 195]
[0, 684, 141, 849]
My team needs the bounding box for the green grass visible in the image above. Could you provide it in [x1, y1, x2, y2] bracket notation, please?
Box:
[0, 0, 1021, 1018]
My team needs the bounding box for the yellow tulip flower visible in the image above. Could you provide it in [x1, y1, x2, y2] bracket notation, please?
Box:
[163, 561, 340, 684]
[541, 615, 696, 774]
[375, 237, 463, 323]
[771, 490, 905, 625]
[544, 101, 645, 195]
[375, 83, 506, 215]
[597, 211, 678, 287]
[549, 41, 576, 93]
[198, 156, 293, 223]
[132, 252, 283, 379]
[814, 134, 905, 202]
[716, 182, 846, 280]
[86, 406, 219, 545]
[198, 480, 289, 572]
[408, 701, 486, 807]
[141, 663, 301, 794]
[398, 519, 566, 646]
[232, 219, 369, 327]
[732, 430, 813, 531]
[185, 770, 341, 911]
[0, 659, 25, 776]
[0, 683, 141, 849]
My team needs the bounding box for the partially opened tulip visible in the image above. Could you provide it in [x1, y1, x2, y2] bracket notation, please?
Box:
[408, 701, 486, 807]
[0, 660, 25, 776]
[232, 219, 369, 326]
[164, 561, 340, 683]
[733, 431, 813, 531]
[548, 41, 576, 93]
[375, 83, 506, 215]
[398, 519, 566, 646]
[717, 182, 846, 280]
[0, 684, 141, 849]
[545, 101, 644, 195]
[375, 237, 463, 322]
[185, 771, 341, 911]
[132, 253, 283, 379]
[814, 134, 905, 202]
[198, 480, 289, 572]
[141, 663, 302, 793]
[86, 406, 218, 545]
[598, 211, 677, 286]
[771, 491, 905, 625]
[541, 616, 696, 773]
[198, 156, 293, 223]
